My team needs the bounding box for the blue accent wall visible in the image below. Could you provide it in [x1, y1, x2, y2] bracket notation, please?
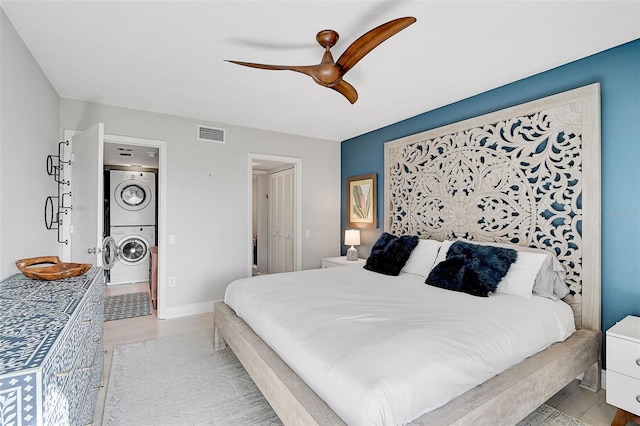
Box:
[341, 39, 640, 340]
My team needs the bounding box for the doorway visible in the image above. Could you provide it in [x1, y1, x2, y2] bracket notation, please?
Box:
[248, 154, 302, 277]
[62, 130, 168, 318]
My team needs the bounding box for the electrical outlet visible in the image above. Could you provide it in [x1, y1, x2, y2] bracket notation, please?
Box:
[169, 276, 176, 287]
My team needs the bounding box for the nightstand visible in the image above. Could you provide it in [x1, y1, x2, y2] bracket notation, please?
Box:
[606, 315, 640, 426]
[322, 256, 366, 268]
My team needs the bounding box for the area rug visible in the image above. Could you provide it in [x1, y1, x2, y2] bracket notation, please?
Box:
[103, 291, 152, 322]
[103, 329, 588, 426]
[103, 329, 280, 425]
[517, 403, 588, 426]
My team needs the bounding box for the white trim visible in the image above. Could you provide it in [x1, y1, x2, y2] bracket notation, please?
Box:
[62, 130, 169, 319]
[247, 153, 303, 277]
[105, 134, 168, 320]
[163, 300, 214, 319]
[61, 129, 79, 262]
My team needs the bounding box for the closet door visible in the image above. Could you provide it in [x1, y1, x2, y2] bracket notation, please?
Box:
[269, 168, 295, 273]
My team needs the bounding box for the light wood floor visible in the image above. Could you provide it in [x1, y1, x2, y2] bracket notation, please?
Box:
[95, 282, 214, 425]
[94, 283, 628, 426]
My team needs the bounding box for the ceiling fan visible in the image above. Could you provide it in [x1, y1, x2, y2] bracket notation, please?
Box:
[226, 17, 417, 104]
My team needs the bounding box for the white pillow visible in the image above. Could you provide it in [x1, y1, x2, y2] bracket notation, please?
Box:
[432, 240, 454, 268]
[459, 239, 569, 300]
[550, 261, 570, 299]
[496, 251, 549, 298]
[401, 239, 442, 277]
[531, 254, 560, 300]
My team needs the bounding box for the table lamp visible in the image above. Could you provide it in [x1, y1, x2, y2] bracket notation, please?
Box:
[344, 229, 361, 261]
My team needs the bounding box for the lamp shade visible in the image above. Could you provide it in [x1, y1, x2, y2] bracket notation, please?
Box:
[344, 229, 361, 246]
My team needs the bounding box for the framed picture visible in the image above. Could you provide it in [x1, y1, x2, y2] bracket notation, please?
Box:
[347, 173, 377, 229]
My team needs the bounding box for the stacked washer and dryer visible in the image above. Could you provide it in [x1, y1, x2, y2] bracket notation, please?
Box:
[108, 170, 156, 285]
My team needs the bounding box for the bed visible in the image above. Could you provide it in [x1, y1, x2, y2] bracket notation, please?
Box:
[214, 83, 602, 425]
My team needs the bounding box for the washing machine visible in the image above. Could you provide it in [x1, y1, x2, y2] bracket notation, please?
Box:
[110, 170, 156, 226]
[108, 226, 155, 285]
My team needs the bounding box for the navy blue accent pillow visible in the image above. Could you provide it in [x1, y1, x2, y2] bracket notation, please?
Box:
[364, 232, 419, 276]
[425, 241, 518, 297]
[426, 254, 491, 297]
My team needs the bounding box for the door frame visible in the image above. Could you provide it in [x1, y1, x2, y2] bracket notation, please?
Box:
[252, 170, 268, 274]
[247, 153, 302, 277]
[62, 130, 169, 319]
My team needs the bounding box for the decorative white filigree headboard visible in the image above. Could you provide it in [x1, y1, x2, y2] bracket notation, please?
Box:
[385, 84, 601, 330]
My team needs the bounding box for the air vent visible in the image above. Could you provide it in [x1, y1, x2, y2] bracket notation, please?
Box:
[197, 125, 225, 144]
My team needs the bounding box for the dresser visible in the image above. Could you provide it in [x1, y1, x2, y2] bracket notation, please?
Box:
[0, 268, 104, 426]
[606, 315, 640, 426]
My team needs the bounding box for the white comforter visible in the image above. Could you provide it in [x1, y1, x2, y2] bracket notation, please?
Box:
[224, 266, 575, 426]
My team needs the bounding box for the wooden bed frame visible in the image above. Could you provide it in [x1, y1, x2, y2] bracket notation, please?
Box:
[214, 302, 599, 425]
[214, 84, 602, 425]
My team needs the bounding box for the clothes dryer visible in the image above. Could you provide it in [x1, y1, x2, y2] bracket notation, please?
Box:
[110, 170, 156, 226]
[108, 226, 155, 285]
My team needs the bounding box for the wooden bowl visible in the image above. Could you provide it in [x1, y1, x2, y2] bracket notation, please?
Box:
[15, 256, 91, 280]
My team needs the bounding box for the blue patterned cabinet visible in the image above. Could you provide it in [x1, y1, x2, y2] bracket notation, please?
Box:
[0, 268, 104, 426]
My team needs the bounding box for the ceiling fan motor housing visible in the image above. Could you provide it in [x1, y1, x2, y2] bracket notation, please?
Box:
[316, 30, 339, 48]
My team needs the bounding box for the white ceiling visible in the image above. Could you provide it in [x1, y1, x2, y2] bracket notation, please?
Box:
[2, 1, 639, 142]
[103, 141, 159, 168]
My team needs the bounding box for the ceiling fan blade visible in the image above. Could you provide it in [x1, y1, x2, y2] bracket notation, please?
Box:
[336, 17, 416, 74]
[225, 60, 316, 77]
[331, 79, 358, 104]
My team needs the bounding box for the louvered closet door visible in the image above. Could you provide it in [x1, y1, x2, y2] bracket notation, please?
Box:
[269, 168, 295, 274]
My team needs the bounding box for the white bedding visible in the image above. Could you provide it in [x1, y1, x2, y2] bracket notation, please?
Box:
[224, 266, 575, 426]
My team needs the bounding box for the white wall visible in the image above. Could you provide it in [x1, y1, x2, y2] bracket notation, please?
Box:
[59, 99, 341, 311]
[0, 10, 61, 279]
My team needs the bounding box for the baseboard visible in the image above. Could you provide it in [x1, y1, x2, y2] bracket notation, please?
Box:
[576, 369, 606, 390]
[163, 300, 214, 319]
[106, 279, 147, 286]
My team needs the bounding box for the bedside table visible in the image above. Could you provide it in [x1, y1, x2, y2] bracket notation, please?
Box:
[606, 315, 640, 426]
[322, 256, 366, 268]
